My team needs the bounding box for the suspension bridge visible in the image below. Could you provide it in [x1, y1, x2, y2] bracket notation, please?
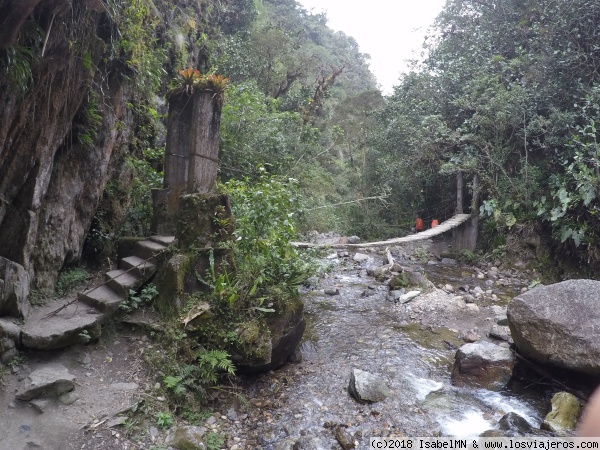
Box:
[292, 213, 472, 249]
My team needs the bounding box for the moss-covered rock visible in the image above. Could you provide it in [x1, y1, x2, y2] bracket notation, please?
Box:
[176, 193, 234, 249]
[541, 392, 580, 434]
[233, 317, 272, 365]
[234, 293, 306, 374]
[389, 273, 408, 290]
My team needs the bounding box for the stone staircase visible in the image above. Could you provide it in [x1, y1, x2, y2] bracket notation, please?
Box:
[0, 235, 175, 354]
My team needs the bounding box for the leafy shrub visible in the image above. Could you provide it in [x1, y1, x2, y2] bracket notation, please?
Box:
[55, 267, 89, 297]
[120, 284, 158, 312]
[223, 168, 317, 309]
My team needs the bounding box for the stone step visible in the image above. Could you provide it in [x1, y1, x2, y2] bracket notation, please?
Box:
[134, 240, 167, 261]
[78, 284, 125, 313]
[105, 269, 144, 298]
[149, 235, 176, 246]
[21, 300, 104, 350]
[120, 256, 156, 281]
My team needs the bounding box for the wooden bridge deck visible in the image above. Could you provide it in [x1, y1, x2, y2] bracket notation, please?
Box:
[292, 214, 472, 249]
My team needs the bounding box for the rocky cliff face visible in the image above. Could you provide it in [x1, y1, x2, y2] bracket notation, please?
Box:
[0, 0, 136, 297]
[0, 0, 252, 309]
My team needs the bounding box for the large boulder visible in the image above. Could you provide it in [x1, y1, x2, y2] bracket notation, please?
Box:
[233, 296, 306, 374]
[451, 341, 515, 391]
[0, 256, 30, 318]
[541, 392, 580, 434]
[507, 280, 600, 376]
[348, 368, 391, 403]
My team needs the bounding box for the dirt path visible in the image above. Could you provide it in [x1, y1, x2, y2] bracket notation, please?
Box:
[0, 309, 154, 450]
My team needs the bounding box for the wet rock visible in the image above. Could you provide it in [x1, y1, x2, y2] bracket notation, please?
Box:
[508, 279, 600, 376]
[353, 253, 370, 262]
[462, 331, 480, 343]
[389, 290, 406, 301]
[498, 412, 533, 434]
[348, 368, 390, 403]
[399, 291, 421, 304]
[334, 425, 356, 449]
[16, 364, 76, 401]
[451, 341, 515, 391]
[489, 324, 512, 342]
[487, 269, 499, 280]
[347, 236, 361, 244]
[292, 437, 330, 450]
[367, 266, 389, 280]
[165, 425, 207, 450]
[405, 271, 434, 289]
[0, 257, 30, 318]
[541, 392, 580, 434]
[391, 263, 403, 272]
[441, 258, 458, 266]
[388, 273, 408, 290]
[465, 303, 480, 313]
[324, 288, 340, 296]
[288, 348, 302, 363]
[303, 276, 319, 288]
[463, 294, 476, 304]
[235, 299, 306, 374]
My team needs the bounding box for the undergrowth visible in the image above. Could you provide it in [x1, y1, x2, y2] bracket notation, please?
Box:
[146, 170, 316, 415]
[55, 267, 90, 297]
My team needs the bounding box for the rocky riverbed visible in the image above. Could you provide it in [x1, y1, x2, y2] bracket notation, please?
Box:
[191, 239, 555, 449]
[0, 238, 582, 449]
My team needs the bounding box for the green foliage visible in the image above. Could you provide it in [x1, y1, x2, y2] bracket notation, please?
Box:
[120, 284, 159, 313]
[205, 431, 225, 450]
[224, 169, 317, 307]
[9, 352, 28, 368]
[534, 87, 600, 262]
[77, 92, 103, 148]
[105, 0, 166, 95]
[161, 349, 235, 401]
[78, 330, 92, 344]
[0, 19, 43, 96]
[458, 249, 478, 264]
[55, 267, 89, 297]
[155, 411, 174, 429]
[85, 146, 163, 261]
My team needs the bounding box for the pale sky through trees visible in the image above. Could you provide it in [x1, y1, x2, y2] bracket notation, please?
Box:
[296, 0, 446, 94]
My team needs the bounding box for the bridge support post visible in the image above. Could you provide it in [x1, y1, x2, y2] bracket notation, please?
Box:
[451, 173, 479, 252]
[456, 171, 464, 214]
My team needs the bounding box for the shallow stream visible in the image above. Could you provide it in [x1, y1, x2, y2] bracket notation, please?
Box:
[241, 252, 549, 449]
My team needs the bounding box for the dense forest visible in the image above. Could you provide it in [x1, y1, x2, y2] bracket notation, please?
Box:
[1, 0, 600, 297]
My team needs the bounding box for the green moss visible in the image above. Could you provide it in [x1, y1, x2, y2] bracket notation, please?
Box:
[154, 252, 195, 315]
[176, 194, 234, 249]
[389, 273, 409, 290]
[234, 317, 271, 363]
